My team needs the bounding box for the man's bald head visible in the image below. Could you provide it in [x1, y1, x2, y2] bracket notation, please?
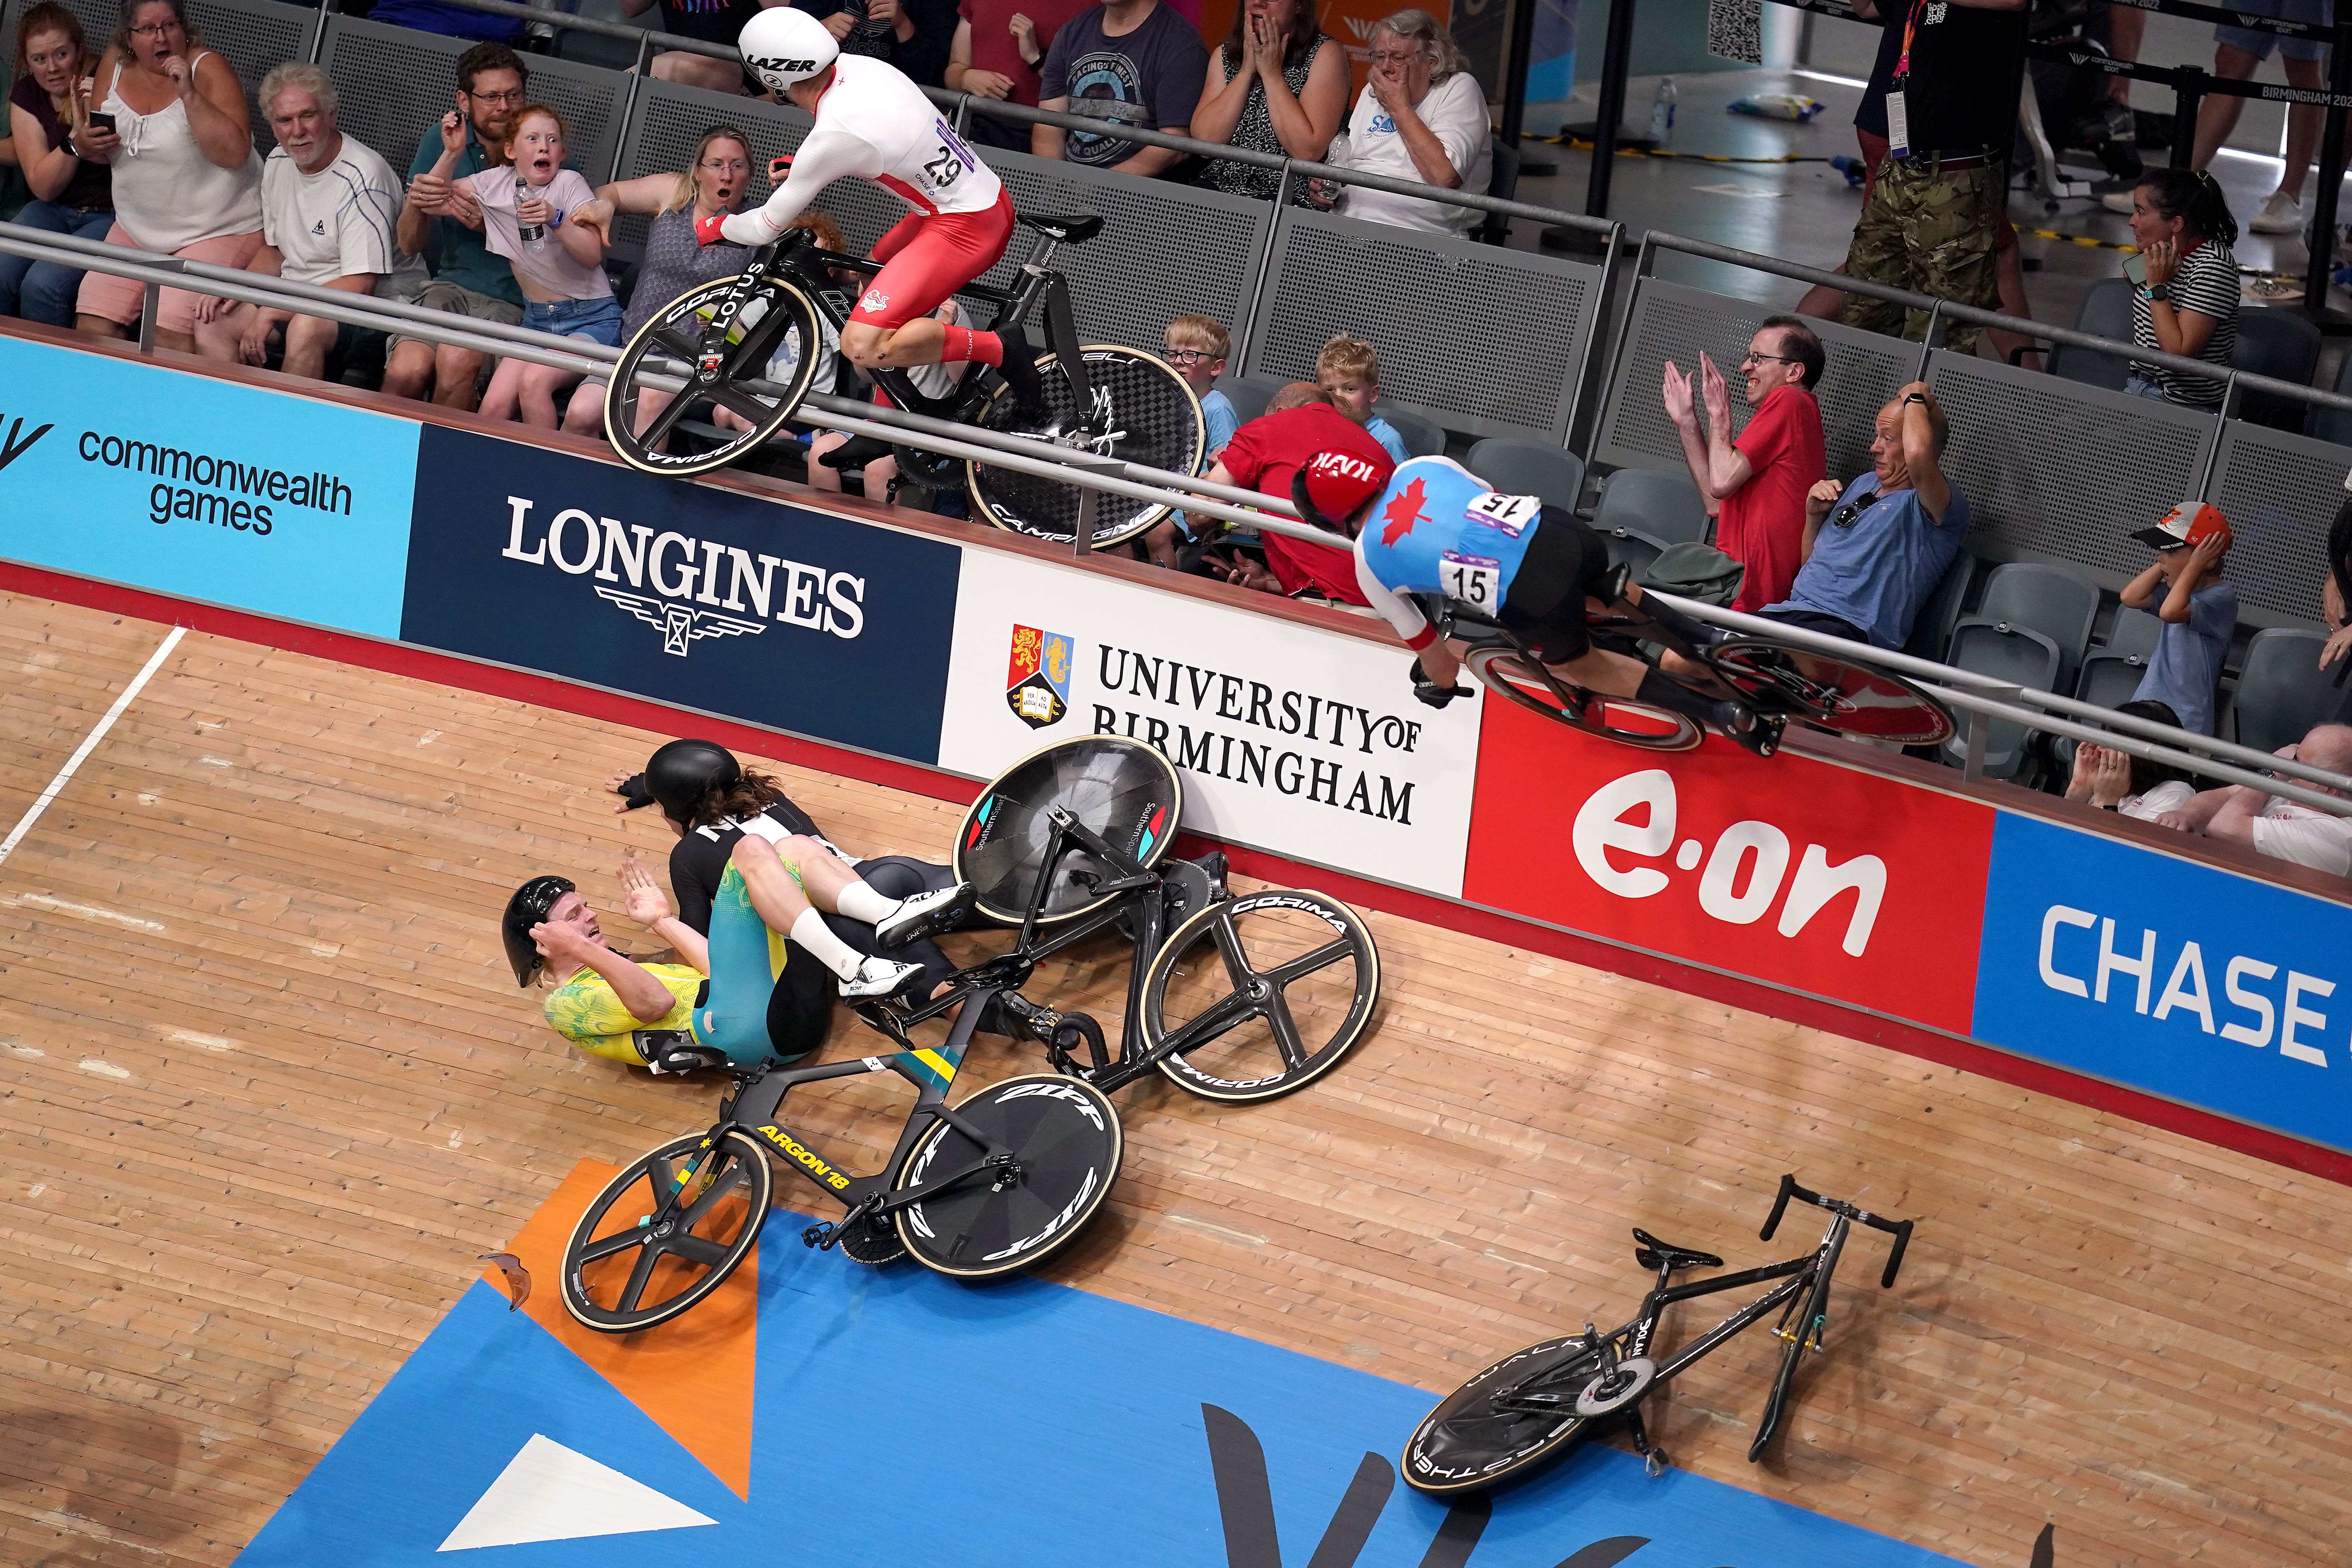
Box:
[1268, 381, 1334, 413]
[2298, 722, 2352, 777]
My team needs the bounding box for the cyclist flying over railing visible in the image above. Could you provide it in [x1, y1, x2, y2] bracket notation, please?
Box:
[709, 8, 1044, 415]
[1318, 448, 1786, 756]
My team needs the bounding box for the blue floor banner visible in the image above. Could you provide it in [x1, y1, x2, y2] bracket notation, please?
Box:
[238, 1186, 1961, 1566]
[399, 426, 960, 765]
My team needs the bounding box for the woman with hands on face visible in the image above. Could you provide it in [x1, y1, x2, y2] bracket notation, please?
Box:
[69, 0, 264, 353]
[2121, 167, 2240, 409]
[1193, 0, 1346, 205]
[1312, 8, 1490, 235]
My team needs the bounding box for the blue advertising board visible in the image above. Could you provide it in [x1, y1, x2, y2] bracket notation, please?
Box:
[399, 425, 959, 765]
[0, 335, 419, 637]
[1973, 812, 2352, 1153]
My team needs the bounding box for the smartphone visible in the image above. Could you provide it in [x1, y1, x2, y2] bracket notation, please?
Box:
[2122, 251, 2148, 287]
[85, 111, 115, 135]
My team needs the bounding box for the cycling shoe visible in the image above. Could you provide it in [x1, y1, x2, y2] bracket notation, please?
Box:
[876, 880, 975, 949]
[817, 433, 892, 471]
[646, 1039, 730, 1075]
[995, 323, 1050, 427]
[841, 956, 927, 1002]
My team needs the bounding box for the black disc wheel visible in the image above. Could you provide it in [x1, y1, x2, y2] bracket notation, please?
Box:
[1144, 888, 1379, 1103]
[1465, 645, 1701, 752]
[604, 274, 824, 478]
[561, 1128, 773, 1333]
[1703, 637, 1955, 746]
[893, 1073, 1122, 1279]
[966, 345, 1204, 548]
[953, 734, 1183, 925]
[1401, 1332, 1611, 1495]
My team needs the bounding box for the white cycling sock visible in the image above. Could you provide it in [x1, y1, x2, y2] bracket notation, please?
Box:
[790, 908, 869, 981]
[832, 881, 897, 925]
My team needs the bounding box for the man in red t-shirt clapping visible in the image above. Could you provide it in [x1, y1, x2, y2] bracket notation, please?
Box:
[1662, 317, 1826, 614]
[1193, 383, 1395, 603]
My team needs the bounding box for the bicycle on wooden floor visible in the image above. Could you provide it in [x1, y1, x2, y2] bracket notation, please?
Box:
[1438, 585, 1956, 753]
[1400, 1175, 1917, 1495]
[602, 211, 1203, 549]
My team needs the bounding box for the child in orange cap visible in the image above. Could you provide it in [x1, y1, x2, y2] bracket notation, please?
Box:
[2121, 501, 2237, 736]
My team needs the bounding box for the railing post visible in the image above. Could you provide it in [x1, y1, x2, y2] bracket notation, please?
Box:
[1233, 163, 1291, 374]
[607, 31, 654, 186]
[137, 283, 160, 354]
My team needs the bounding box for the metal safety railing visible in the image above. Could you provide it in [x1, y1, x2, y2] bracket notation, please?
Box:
[9, 214, 2350, 822]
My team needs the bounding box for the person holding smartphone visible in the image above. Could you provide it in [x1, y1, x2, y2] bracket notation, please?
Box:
[2, 4, 114, 327]
[2121, 168, 2240, 408]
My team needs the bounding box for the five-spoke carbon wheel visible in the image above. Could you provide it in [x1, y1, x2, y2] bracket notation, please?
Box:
[1465, 645, 1701, 751]
[966, 345, 1204, 548]
[604, 276, 824, 477]
[561, 1127, 772, 1333]
[892, 1073, 1122, 1279]
[1142, 888, 1379, 1103]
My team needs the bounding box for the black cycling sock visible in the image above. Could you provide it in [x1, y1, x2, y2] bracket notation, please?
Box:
[1630, 589, 1722, 654]
[1637, 668, 1738, 728]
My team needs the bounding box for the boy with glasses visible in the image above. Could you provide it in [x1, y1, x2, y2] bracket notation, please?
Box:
[1661, 315, 1826, 613]
[1139, 314, 1238, 568]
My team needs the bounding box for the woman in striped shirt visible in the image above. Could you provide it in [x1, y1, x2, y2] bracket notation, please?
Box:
[2123, 168, 2240, 409]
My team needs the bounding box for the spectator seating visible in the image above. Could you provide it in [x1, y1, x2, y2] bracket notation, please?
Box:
[1214, 375, 1283, 426]
[2045, 278, 2133, 392]
[1942, 619, 2064, 779]
[2309, 353, 2352, 447]
[1904, 550, 1979, 662]
[9, 0, 317, 157]
[1590, 466, 1706, 546]
[2228, 628, 2350, 753]
[2073, 605, 2165, 709]
[1468, 135, 1519, 248]
[1465, 438, 1586, 511]
[2233, 306, 2323, 432]
[1379, 404, 1447, 458]
[2202, 416, 2352, 624]
[1973, 561, 2100, 694]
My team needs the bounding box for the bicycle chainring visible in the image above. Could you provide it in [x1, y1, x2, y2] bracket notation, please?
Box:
[836, 1211, 909, 1267]
[1573, 1356, 1658, 1416]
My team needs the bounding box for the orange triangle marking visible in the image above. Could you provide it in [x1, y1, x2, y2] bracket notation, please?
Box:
[486, 1158, 759, 1500]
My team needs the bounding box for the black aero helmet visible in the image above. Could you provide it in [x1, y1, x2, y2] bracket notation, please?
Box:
[502, 874, 575, 987]
[644, 738, 740, 825]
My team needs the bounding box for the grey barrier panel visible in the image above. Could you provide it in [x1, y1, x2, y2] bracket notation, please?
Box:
[1245, 204, 1600, 445]
[319, 16, 621, 199]
[1924, 348, 2217, 587]
[1591, 276, 1914, 484]
[2, 0, 319, 157]
[2203, 419, 2352, 624]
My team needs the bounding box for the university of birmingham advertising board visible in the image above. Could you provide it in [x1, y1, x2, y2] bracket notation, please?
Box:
[399, 426, 959, 765]
[0, 336, 419, 635]
[936, 550, 1483, 898]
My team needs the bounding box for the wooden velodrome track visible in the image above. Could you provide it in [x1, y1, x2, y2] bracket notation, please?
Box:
[1, 589, 2347, 1568]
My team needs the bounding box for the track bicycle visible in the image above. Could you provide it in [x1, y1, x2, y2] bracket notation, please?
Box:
[891, 733, 1380, 1104]
[602, 210, 1204, 548]
[1440, 587, 1956, 753]
[1400, 1175, 1917, 1495]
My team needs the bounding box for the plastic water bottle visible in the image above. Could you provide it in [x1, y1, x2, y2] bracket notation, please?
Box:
[1651, 78, 1677, 147]
[517, 183, 547, 247]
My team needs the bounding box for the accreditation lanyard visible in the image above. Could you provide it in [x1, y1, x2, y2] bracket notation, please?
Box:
[1885, 0, 1930, 158]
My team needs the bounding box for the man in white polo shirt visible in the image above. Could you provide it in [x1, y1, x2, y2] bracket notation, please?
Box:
[2161, 722, 2352, 877]
[193, 62, 425, 383]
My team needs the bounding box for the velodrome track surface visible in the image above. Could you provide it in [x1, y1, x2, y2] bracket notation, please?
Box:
[0, 591, 2347, 1567]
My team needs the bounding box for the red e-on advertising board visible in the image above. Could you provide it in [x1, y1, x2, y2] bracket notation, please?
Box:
[1463, 698, 1996, 1034]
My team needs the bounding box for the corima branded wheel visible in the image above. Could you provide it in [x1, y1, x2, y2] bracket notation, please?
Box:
[966, 345, 1205, 548]
[1143, 888, 1379, 1103]
[952, 734, 1183, 926]
[603, 275, 825, 478]
[892, 1073, 1122, 1279]
[561, 1128, 773, 1333]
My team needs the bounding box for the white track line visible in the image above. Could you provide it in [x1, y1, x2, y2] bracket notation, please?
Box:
[0, 626, 186, 870]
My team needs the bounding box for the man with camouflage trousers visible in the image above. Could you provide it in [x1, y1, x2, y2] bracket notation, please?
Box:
[1838, 0, 2030, 355]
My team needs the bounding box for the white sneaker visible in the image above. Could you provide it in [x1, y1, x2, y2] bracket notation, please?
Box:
[874, 881, 974, 949]
[840, 955, 925, 1001]
[2100, 187, 2137, 215]
[2250, 189, 2306, 235]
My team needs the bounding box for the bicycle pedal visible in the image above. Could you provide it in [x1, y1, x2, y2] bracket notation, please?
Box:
[800, 1221, 838, 1251]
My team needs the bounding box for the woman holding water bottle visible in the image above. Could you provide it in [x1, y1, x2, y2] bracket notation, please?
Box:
[421, 102, 618, 427]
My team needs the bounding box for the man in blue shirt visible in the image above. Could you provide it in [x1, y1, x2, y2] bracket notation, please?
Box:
[381, 44, 534, 411]
[1758, 381, 1966, 650]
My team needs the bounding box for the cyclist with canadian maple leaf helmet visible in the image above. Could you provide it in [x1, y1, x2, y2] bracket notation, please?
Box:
[1327, 449, 1785, 757]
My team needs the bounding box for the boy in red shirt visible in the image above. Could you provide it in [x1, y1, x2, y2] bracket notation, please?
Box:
[1662, 315, 1826, 613]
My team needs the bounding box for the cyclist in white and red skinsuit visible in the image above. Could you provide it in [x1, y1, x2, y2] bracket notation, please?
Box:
[712, 8, 1041, 406]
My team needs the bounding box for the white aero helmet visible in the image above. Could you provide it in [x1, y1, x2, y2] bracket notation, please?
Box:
[738, 7, 840, 94]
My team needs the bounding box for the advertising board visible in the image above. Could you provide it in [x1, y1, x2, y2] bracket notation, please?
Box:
[0, 336, 419, 636]
[398, 426, 960, 764]
[937, 549, 1483, 897]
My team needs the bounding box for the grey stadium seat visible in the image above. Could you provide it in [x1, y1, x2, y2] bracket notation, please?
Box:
[1599, 527, 1669, 583]
[1465, 438, 1587, 512]
[1903, 550, 1979, 663]
[2234, 306, 2323, 431]
[2101, 604, 2167, 661]
[1593, 467, 1710, 547]
[1976, 561, 2101, 693]
[1214, 375, 1284, 427]
[2229, 628, 2352, 754]
[2047, 278, 2135, 392]
[2072, 604, 2168, 710]
[1942, 620, 2064, 779]
[1378, 404, 1449, 458]
[2303, 348, 2352, 447]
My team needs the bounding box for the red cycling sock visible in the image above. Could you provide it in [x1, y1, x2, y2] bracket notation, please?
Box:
[945, 326, 1004, 367]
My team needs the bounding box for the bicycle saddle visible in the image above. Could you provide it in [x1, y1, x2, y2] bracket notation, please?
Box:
[1630, 1228, 1723, 1272]
[1016, 212, 1105, 244]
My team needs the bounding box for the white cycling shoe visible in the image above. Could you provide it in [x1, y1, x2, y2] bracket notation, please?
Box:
[840, 955, 927, 1002]
[875, 881, 975, 949]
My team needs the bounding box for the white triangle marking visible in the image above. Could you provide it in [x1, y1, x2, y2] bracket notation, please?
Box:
[436, 1433, 716, 1552]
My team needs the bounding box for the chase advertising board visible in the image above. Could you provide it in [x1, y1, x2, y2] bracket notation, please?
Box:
[0, 336, 420, 635]
[401, 426, 958, 763]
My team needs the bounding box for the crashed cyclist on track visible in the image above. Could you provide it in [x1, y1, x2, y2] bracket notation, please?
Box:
[1323, 449, 1785, 757]
[710, 7, 1044, 413]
